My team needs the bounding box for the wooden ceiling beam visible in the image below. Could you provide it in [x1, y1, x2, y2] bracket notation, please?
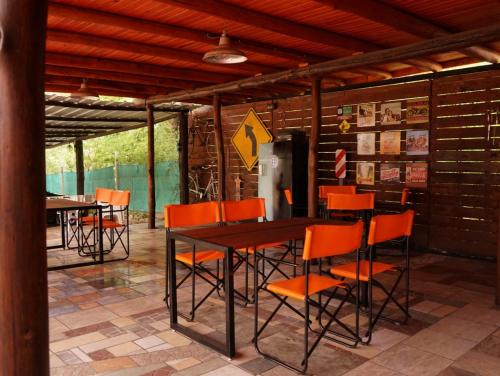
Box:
[48, 2, 324, 64]
[46, 65, 200, 90]
[157, 0, 380, 52]
[46, 53, 244, 83]
[46, 75, 172, 96]
[158, 0, 442, 73]
[320, 0, 500, 63]
[47, 30, 276, 75]
[147, 24, 500, 104]
[46, 58, 303, 98]
[45, 124, 121, 130]
[45, 100, 184, 112]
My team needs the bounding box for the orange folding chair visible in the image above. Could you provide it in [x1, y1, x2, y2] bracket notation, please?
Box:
[330, 210, 415, 344]
[101, 190, 131, 256]
[165, 201, 224, 321]
[254, 221, 363, 373]
[327, 192, 375, 224]
[67, 187, 113, 254]
[221, 198, 292, 305]
[401, 188, 410, 207]
[283, 187, 293, 215]
[319, 185, 356, 218]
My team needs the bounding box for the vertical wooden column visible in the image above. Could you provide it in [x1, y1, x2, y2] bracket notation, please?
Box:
[308, 78, 322, 217]
[147, 105, 156, 229]
[0, 1, 49, 375]
[75, 140, 84, 195]
[178, 111, 189, 204]
[213, 94, 226, 201]
[497, 204, 500, 305]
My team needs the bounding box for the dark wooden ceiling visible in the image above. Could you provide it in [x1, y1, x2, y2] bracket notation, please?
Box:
[46, 0, 500, 104]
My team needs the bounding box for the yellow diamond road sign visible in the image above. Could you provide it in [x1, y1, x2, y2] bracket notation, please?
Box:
[231, 108, 273, 171]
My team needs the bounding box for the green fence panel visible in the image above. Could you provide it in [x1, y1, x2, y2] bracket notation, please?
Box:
[46, 161, 179, 212]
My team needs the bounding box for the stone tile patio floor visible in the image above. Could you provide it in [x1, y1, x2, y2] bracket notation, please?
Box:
[47, 223, 500, 376]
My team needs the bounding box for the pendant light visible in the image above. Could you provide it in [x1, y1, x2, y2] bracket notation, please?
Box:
[202, 30, 247, 64]
[71, 79, 100, 100]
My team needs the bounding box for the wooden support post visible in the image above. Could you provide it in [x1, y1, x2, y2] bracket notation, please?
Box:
[75, 140, 84, 195]
[0, 1, 49, 375]
[497, 204, 500, 305]
[147, 105, 156, 229]
[178, 111, 189, 204]
[308, 78, 322, 218]
[213, 94, 226, 201]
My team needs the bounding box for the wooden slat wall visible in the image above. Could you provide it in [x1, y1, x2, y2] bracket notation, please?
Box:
[188, 69, 500, 257]
[430, 70, 500, 257]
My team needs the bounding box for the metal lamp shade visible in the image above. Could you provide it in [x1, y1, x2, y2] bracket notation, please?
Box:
[71, 79, 100, 100]
[202, 31, 247, 64]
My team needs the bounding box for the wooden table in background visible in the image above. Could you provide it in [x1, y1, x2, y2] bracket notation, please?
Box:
[46, 198, 104, 271]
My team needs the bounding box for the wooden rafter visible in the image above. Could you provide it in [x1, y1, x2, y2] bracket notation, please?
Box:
[48, 1, 324, 64]
[147, 24, 500, 104]
[159, 0, 443, 73]
[46, 53, 244, 83]
[320, 0, 500, 63]
[158, 0, 379, 52]
[47, 29, 279, 75]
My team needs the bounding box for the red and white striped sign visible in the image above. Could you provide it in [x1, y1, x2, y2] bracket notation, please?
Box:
[335, 149, 346, 179]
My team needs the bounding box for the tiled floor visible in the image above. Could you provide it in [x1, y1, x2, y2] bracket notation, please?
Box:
[48, 223, 500, 376]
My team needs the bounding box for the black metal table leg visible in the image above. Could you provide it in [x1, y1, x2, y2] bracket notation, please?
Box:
[224, 247, 236, 358]
[98, 206, 104, 264]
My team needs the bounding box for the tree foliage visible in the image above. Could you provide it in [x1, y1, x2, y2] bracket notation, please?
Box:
[46, 118, 178, 174]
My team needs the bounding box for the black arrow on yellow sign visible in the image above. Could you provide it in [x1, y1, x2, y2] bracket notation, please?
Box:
[244, 124, 257, 156]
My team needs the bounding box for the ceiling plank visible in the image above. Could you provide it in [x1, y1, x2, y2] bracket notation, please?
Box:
[48, 1, 325, 64]
[320, 0, 500, 63]
[157, 0, 380, 52]
[147, 24, 500, 104]
[46, 65, 200, 90]
[47, 29, 276, 75]
[45, 100, 183, 112]
[46, 53, 244, 83]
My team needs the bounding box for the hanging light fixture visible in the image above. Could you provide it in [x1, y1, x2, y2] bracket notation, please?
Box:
[202, 30, 247, 64]
[70, 79, 100, 100]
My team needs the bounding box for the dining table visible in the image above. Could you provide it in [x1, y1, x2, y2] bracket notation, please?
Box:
[46, 198, 104, 271]
[166, 217, 346, 358]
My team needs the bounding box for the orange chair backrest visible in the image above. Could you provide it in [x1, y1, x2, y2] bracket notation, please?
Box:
[401, 188, 410, 206]
[303, 221, 364, 260]
[164, 201, 220, 229]
[109, 190, 130, 206]
[327, 193, 375, 211]
[221, 198, 266, 222]
[95, 187, 113, 203]
[368, 210, 415, 245]
[319, 185, 356, 199]
[284, 188, 293, 205]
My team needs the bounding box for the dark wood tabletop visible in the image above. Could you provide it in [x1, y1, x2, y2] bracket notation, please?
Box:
[170, 217, 350, 250]
[46, 198, 98, 210]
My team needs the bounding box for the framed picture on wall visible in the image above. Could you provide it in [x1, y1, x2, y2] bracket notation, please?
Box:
[356, 162, 375, 185]
[406, 162, 428, 188]
[380, 163, 401, 183]
[406, 130, 429, 155]
[380, 131, 401, 155]
[357, 132, 376, 155]
[381, 102, 402, 125]
[406, 99, 429, 124]
[357, 103, 376, 127]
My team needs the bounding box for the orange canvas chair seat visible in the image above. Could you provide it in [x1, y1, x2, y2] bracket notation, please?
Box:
[330, 260, 394, 282]
[175, 250, 224, 266]
[102, 220, 125, 229]
[267, 274, 346, 301]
